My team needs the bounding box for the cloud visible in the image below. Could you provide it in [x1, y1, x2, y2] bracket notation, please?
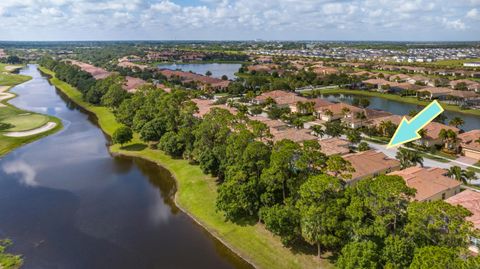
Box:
[467, 8, 480, 20]
[0, 0, 478, 40]
[2, 160, 38, 187]
[442, 18, 467, 30]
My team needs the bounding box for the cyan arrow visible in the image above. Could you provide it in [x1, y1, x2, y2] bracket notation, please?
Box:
[387, 100, 444, 148]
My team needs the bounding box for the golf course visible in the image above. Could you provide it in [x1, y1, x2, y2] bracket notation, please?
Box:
[0, 64, 61, 156]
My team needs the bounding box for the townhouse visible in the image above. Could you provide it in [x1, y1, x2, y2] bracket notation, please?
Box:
[318, 138, 351, 156]
[389, 167, 462, 201]
[446, 190, 480, 253]
[458, 130, 480, 160]
[316, 103, 363, 122]
[342, 150, 401, 184]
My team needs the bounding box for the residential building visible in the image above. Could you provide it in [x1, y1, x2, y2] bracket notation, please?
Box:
[464, 62, 480, 67]
[67, 60, 112, 80]
[271, 128, 317, 143]
[317, 103, 363, 122]
[446, 190, 480, 253]
[343, 150, 401, 184]
[254, 90, 307, 109]
[417, 122, 460, 147]
[318, 138, 351, 156]
[122, 76, 148, 93]
[458, 130, 480, 160]
[389, 167, 462, 201]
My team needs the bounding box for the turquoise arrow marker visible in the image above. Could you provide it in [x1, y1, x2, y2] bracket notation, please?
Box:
[387, 100, 444, 148]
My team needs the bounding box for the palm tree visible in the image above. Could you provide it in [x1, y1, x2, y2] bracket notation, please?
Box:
[439, 129, 458, 152]
[355, 111, 367, 127]
[310, 125, 325, 138]
[341, 107, 351, 118]
[378, 120, 396, 138]
[447, 166, 478, 184]
[449, 117, 465, 128]
[396, 148, 424, 169]
[417, 129, 428, 147]
[296, 101, 307, 114]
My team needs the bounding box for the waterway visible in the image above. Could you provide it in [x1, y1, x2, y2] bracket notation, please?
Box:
[157, 63, 241, 80]
[322, 93, 480, 131]
[0, 65, 252, 269]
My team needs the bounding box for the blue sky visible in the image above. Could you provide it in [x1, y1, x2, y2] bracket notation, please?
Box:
[0, 0, 479, 41]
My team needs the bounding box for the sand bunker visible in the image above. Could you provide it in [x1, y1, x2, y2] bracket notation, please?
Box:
[3, 122, 57, 137]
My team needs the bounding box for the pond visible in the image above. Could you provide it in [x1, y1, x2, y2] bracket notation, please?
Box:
[157, 63, 241, 80]
[0, 65, 252, 269]
[322, 93, 480, 132]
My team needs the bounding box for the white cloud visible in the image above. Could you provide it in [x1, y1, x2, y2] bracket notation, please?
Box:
[150, 0, 181, 14]
[467, 8, 480, 19]
[0, 0, 478, 40]
[2, 160, 38, 187]
[442, 18, 467, 30]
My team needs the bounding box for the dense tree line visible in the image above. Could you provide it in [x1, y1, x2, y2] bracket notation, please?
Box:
[41, 59, 480, 268]
[39, 57, 129, 106]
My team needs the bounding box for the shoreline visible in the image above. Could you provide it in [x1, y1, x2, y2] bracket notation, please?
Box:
[38, 66, 330, 269]
[0, 68, 63, 157]
[314, 88, 480, 117]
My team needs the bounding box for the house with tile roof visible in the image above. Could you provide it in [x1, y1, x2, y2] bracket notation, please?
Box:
[389, 167, 462, 201]
[446, 189, 480, 254]
[317, 103, 363, 122]
[458, 130, 480, 160]
[318, 138, 351, 156]
[342, 150, 401, 184]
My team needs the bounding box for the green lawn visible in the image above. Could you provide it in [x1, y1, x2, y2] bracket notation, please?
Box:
[0, 73, 31, 86]
[0, 68, 62, 157]
[0, 63, 23, 73]
[428, 58, 480, 68]
[318, 88, 480, 117]
[39, 66, 333, 269]
[2, 113, 49, 131]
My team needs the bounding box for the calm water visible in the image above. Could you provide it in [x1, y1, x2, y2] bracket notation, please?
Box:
[157, 63, 241, 80]
[322, 93, 480, 132]
[0, 65, 252, 269]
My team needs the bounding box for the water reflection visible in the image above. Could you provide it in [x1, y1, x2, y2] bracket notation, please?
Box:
[2, 160, 38, 187]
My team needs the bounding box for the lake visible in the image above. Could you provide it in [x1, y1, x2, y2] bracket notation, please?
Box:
[0, 65, 252, 269]
[157, 63, 241, 80]
[322, 93, 480, 132]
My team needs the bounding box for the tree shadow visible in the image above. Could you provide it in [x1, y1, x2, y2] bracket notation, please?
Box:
[121, 143, 147, 151]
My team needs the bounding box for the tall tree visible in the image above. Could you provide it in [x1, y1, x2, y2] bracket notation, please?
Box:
[297, 175, 347, 258]
[325, 155, 354, 180]
[345, 175, 416, 240]
[405, 201, 473, 249]
[336, 241, 380, 269]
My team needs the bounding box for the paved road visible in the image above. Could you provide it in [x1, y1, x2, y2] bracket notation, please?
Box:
[365, 140, 480, 183]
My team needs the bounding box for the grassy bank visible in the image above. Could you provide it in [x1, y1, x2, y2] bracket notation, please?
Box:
[39, 66, 332, 269]
[317, 88, 480, 117]
[0, 68, 62, 157]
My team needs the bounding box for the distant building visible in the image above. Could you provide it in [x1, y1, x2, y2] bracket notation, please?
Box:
[464, 62, 480, 67]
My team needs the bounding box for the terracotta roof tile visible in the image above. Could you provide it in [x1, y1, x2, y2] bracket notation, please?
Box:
[389, 167, 461, 201]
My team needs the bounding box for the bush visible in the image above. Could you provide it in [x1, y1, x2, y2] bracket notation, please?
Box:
[112, 126, 133, 146]
[0, 122, 14, 131]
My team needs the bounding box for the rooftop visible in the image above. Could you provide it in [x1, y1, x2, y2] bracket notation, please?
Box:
[318, 138, 351, 156]
[389, 167, 461, 201]
[446, 190, 480, 230]
[343, 150, 400, 181]
[459, 130, 480, 152]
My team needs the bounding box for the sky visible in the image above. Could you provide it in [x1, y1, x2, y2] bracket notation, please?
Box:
[0, 0, 479, 41]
